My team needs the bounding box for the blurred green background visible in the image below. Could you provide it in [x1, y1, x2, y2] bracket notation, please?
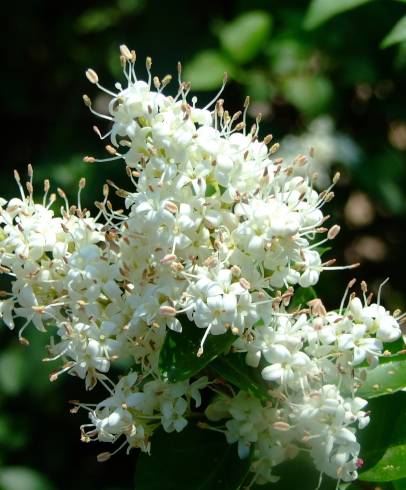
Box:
[1, 0, 406, 488]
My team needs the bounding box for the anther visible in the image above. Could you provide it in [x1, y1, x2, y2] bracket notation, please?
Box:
[85, 68, 99, 84]
[327, 225, 341, 240]
[83, 156, 95, 163]
[120, 44, 132, 61]
[82, 94, 92, 107]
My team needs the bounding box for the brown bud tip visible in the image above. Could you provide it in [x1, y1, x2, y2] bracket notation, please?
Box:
[146, 56, 152, 69]
[27, 163, 33, 177]
[85, 68, 99, 84]
[79, 178, 86, 189]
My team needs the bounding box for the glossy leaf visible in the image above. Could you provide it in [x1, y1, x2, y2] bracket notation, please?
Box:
[382, 15, 406, 48]
[219, 11, 272, 64]
[359, 394, 406, 481]
[304, 0, 374, 30]
[360, 444, 406, 481]
[159, 315, 236, 383]
[135, 425, 251, 490]
[289, 286, 317, 311]
[183, 51, 234, 91]
[357, 359, 406, 399]
[248, 454, 337, 490]
[211, 353, 270, 402]
[358, 394, 404, 472]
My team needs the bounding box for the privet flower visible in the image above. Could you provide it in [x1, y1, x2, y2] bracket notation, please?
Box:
[0, 45, 404, 487]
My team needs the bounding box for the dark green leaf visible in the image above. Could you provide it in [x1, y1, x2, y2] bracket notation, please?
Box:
[394, 478, 406, 489]
[135, 425, 251, 490]
[211, 353, 270, 402]
[358, 394, 404, 472]
[248, 454, 337, 490]
[219, 11, 272, 64]
[357, 359, 406, 399]
[159, 316, 236, 383]
[304, 0, 374, 30]
[289, 286, 317, 311]
[382, 15, 406, 48]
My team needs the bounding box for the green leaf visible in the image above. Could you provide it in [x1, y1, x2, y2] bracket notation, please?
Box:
[304, 0, 374, 30]
[219, 11, 272, 64]
[0, 348, 26, 396]
[211, 353, 270, 402]
[159, 316, 236, 383]
[0, 467, 55, 490]
[359, 396, 406, 481]
[357, 359, 406, 399]
[282, 75, 333, 116]
[135, 425, 251, 490]
[289, 286, 317, 311]
[360, 443, 406, 481]
[249, 454, 337, 489]
[382, 15, 406, 48]
[358, 394, 404, 472]
[183, 51, 235, 91]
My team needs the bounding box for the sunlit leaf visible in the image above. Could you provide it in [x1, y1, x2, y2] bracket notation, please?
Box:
[135, 425, 251, 490]
[360, 443, 406, 481]
[357, 359, 406, 399]
[183, 51, 234, 91]
[304, 0, 374, 30]
[382, 15, 406, 48]
[219, 11, 272, 64]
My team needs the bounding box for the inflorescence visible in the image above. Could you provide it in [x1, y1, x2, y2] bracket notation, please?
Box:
[0, 45, 404, 487]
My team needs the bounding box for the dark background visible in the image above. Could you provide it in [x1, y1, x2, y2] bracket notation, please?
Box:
[0, 1, 405, 488]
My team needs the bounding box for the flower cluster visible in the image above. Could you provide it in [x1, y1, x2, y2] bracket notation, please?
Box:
[0, 45, 404, 487]
[280, 116, 360, 188]
[223, 284, 402, 484]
